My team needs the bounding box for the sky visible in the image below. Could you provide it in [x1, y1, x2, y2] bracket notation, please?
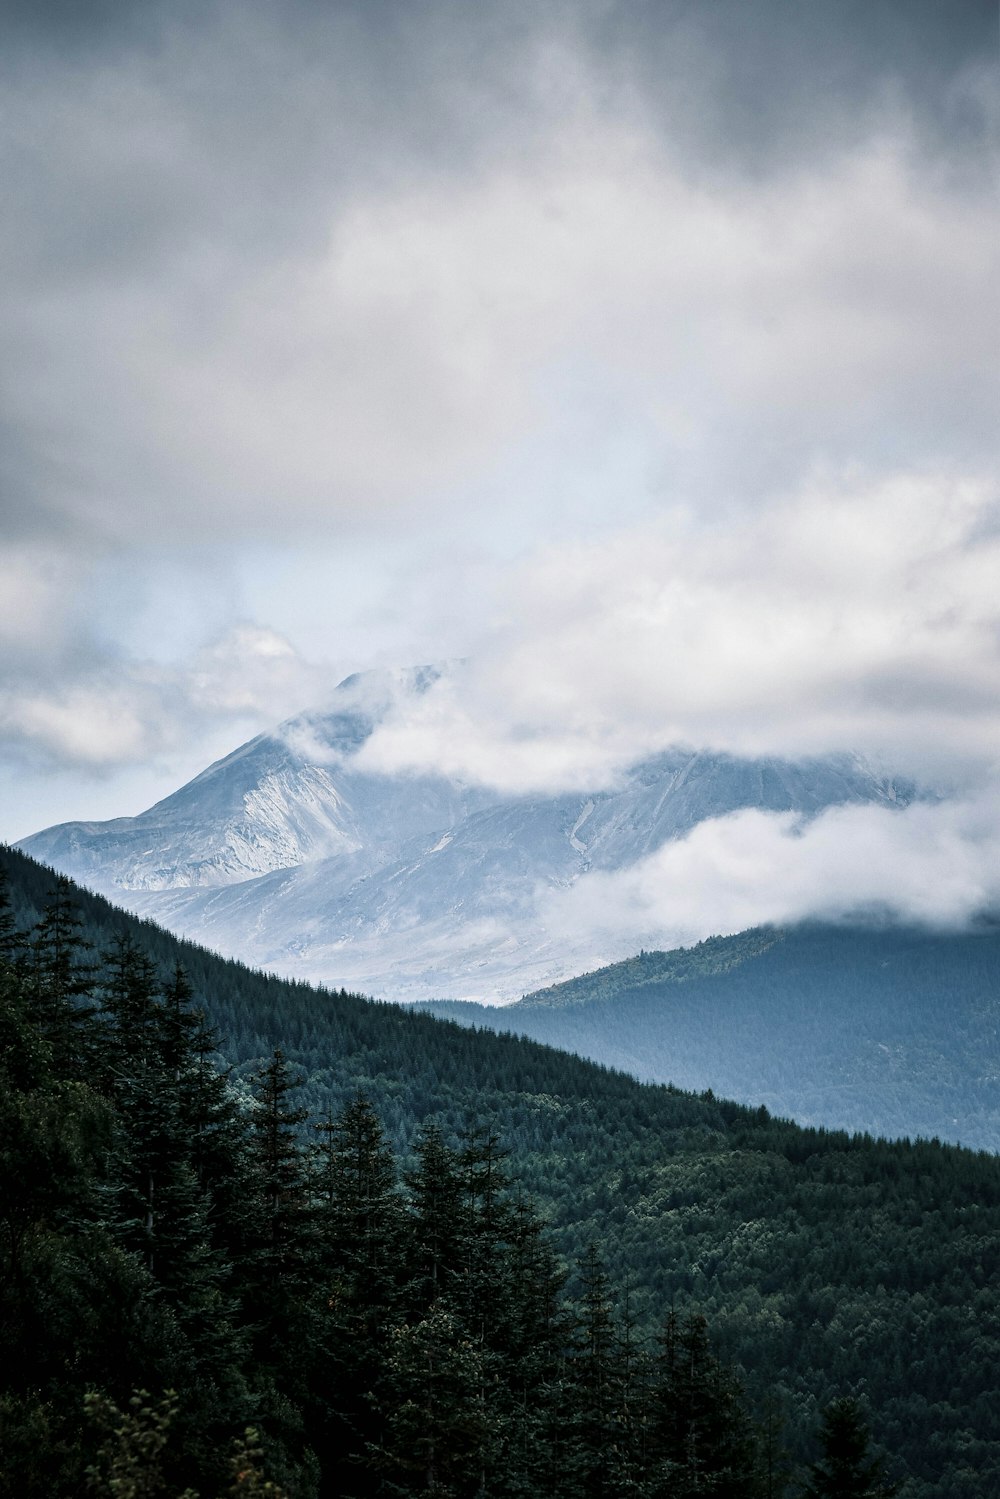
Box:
[2, 0, 998, 924]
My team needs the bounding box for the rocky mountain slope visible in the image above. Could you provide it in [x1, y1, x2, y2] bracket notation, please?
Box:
[19, 666, 915, 1001]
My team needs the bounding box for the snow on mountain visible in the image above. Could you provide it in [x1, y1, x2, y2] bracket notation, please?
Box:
[18, 666, 916, 1002]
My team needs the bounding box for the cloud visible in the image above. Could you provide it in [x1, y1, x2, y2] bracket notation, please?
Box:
[538, 794, 1000, 958]
[0, 4, 993, 551]
[0, 624, 320, 773]
[2, 0, 996, 846]
[356, 470, 1000, 792]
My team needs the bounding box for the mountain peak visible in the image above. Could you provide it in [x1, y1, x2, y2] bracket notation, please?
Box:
[18, 674, 917, 1000]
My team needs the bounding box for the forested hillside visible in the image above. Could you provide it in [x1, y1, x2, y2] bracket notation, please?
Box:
[421, 923, 1000, 1149]
[3, 844, 1000, 1496]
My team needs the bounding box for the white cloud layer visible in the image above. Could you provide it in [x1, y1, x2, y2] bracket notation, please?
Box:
[539, 794, 1000, 959]
[357, 470, 1000, 792]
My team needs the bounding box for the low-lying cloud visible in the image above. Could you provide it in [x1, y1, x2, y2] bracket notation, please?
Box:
[539, 795, 1000, 961]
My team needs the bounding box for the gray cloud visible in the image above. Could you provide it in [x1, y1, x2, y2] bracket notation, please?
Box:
[0, 620, 321, 773]
[2, 0, 997, 858]
[2, 0, 994, 540]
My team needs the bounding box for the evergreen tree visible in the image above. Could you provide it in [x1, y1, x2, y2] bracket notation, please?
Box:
[802, 1398, 898, 1499]
[27, 879, 97, 1076]
[0, 867, 27, 964]
[249, 1047, 313, 1284]
[313, 1092, 404, 1326]
[495, 1197, 575, 1498]
[404, 1126, 467, 1314]
[242, 1048, 321, 1491]
[367, 1302, 500, 1498]
[564, 1244, 639, 1499]
[646, 1309, 761, 1498]
[309, 1094, 406, 1494]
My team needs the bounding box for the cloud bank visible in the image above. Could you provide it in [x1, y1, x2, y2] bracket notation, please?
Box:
[538, 794, 1000, 963]
[357, 471, 1000, 793]
[0, 623, 320, 773]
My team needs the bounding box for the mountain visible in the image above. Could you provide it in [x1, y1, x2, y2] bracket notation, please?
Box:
[19, 665, 493, 892]
[418, 921, 1000, 1149]
[17, 664, 915, 1001]
[4, 841, 1000, 1497]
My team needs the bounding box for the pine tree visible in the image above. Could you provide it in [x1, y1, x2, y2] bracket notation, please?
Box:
[499, 1196, 574, 1499]
[367, 1302, 500, 1498]
[99, 936, 172, 1273]
[802, 1397, 899, 1499]
[27, 879, 97, 1076]
[0, 868, 27, 965]
[564, 1244, 639, 1499]
[313, 1093, 404, 1324]
[248, 1048, 313, 1285]
[645, 1309, 761, 1498]
[242, 1044, 322, 1483]
[404, 1126, 467, 1314]
[309, 1094, 406, 1493]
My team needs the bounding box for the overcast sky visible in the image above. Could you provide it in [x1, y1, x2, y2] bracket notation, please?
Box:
[2, 1, 997, 862]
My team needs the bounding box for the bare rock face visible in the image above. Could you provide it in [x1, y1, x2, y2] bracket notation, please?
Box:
[19, 667, 914, 1003]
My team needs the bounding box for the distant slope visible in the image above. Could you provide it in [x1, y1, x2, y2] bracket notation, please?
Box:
[4, 843, 1000, 1496]
[517, 928, 784, 1007]
[17, 664, 916, 1000]
[419, 922, 1000, 1149]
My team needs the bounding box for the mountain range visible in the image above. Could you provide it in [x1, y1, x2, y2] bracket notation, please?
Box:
[18, 665, 916, 1002]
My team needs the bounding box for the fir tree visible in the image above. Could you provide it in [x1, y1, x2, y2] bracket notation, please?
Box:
[367, 1302, 501, 1498]
[646, 1309, 761, 1498]
[404, 1126, 467, 1314]
[802, 1398, 899, 1499]
[27, 879, 97, 1075]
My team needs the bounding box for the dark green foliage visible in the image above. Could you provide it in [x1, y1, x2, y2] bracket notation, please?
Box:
[1, 845, 995, 1495]
[646, 1309, 760, 1497]
[802, 1398, 898, 1498]
[368, 1302, 501, 1497]
[423, 921, 1000, 1149]
[83, 1387, 188, 1499]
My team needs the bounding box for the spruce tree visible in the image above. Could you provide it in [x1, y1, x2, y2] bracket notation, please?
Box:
[367, 1301, 501, 1498]
[802, 1397, 899, 1499]
[27, 879, 97, 1077]
[309, 1094, 406, 1493]
[404, 1125, 467, 1314]
[646, 1309, 761, 1498]
[564, 1244, 639, 1499]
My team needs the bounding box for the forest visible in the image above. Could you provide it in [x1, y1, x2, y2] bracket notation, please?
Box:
[419, 923, 1000, 1149]
[2, 844, 999, 1495]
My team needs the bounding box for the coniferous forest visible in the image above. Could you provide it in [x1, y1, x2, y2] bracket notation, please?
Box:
[417, 923, 1000, 1149]
[2, 844, 999, 1496]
